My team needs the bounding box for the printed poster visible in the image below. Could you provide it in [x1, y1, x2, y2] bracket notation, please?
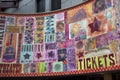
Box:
[57, 49, 67, 61]
[69, 19, 87, 40]
[23, 17, 34, 44]
[96, 33, 109, 48]
[6, 16, 16, 26]
[2, 33, 18, 63]
[85, 37, 96, 52]
[46, 49, 57, 61]
[52, 62, 63, 72]
[34, 17, 44, 43]
[87, 11, 107, 38]
[75, 40, 85, 60]
[33, 44, 45, 62]
[93, 0, 107, 14]
[105, 8, 117, 31]
[56, 13, 65, 42]
[17, 17, 25, 26]
[30, 63, 36, 73]
[45, 15, 56, 43]
[45, 42, 57, 50]
[23, 63, 30, 73]
[67, 47, 76, 71]
[0, 16, 6, 59]
[56, 21, 65, 42]
[67, 1, 92, 23]
[20, 44, 33, 63]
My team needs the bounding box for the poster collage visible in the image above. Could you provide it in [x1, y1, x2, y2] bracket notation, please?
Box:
[0, 0, 120, 74]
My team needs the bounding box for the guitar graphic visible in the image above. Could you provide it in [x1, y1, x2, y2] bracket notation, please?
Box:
[2, 33, 15, 62]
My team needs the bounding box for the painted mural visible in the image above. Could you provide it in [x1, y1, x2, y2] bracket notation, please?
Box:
[0, 0, 120, 77]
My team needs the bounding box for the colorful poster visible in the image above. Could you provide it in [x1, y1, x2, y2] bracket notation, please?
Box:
[118, 39, 120, 64]
[16, 34, 23, 63]
[75, 40, 85, 60]
[69, 19, 87, 40]
[67, 47, 76, 71]
[57, 39, 74, 49]
[23, 17, 34, 44]
[87, 11, 107, 38]
[20, 44, 33, 63]
[30, 63, 36, 73]
[56, 12, 64, 21]
[108, 30, 118, 42]
[85, 37, 96, 52]
[105, 0, 112, 7]
[67, 1, 92, 23]
[63, 63, 67, 71]
[46, 49, 57, 61]
[6, 26, 24, 33]
[38, 62, 45, 73]
[45, 15, 56, 43]
[0, 64, 22, 74]
[105, 8, 117, 31]
[33, 44, 45, 62]
[56, 13, 65, 42]
[47, 62, 53, 72]
[17, 17, 25, 26]
[67, 3, 92, 23]
[56, 21, 65, 42]
[2, 33, 18, 63]
[57, 49, 67, 61]
[23, 63, 30, 73]
[45, 42, 57, 50]
[96, 34, 109, 48]
[0, 16, 6, 58]
[6, 16, 16, 26]
[34, 17, 44, 43]
[109, 40, 119, 54]
[93, 0, 107, 14]
[52, 62, 63, 72]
